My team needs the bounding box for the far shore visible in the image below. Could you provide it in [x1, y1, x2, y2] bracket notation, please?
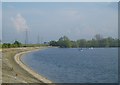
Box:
[2, 47, 54, 83]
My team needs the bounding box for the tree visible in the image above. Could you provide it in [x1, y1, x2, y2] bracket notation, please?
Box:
[94, 34, 103, 47]
[71, 41, 79, 48]
[57, 36, 72, 48]
[13, 41, 22, 47]
[77, 39, 86, 47]
[0, 40, 2, 44]
[49, 41, 58, 46]
[49, 35, 119, 48]
[2, 43, 11, 48]
[95, 34, 103, 40]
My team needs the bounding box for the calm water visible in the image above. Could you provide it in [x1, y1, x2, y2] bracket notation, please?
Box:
[21, 48, 118, 83]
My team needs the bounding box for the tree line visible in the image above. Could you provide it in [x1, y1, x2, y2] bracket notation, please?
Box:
[2, 40, 48, 48]
[49, 34, 119, 48]
[1, 34, 119, 48]
[2, 41, 22, 48]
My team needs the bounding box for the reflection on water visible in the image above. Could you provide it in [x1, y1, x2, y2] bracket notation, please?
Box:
[22, 48, 118, 83]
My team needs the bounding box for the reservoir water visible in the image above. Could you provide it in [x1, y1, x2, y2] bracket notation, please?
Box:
[21, 48, 118, 83]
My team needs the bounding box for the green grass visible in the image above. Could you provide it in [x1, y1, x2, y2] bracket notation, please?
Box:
[2, 43, 48, 48]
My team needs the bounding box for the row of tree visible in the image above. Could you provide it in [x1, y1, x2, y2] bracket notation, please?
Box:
[49, 34, 119, 48]
[2, 41, 22, 48]
[2, 41, 48, 48]
[2, 34, 119, 48]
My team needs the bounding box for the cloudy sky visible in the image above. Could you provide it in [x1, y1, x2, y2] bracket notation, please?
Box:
[2, 2, 118, 44]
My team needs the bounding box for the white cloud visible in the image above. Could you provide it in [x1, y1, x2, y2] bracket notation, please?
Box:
[11, 13, 28, 32]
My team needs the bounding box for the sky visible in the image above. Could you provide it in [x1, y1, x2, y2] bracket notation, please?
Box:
[2, 2, 118, 44]
[0, 2, 1, 42]
[1, 0, 120, 2]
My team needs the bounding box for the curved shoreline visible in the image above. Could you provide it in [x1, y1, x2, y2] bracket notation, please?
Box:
[14, 48, 53, 83]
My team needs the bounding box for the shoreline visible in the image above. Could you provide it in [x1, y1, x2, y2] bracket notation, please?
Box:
[14, 47, 53, 83]
[2, 47, 54, 83]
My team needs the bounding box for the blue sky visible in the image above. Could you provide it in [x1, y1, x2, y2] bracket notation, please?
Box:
[0, 2, 1, 42]
[2, 2, 118, 44]
[1, 0, 120, 2]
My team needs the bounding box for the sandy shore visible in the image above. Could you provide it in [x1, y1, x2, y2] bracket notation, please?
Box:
[14, 48, 53, 83]
[2, 47, 53, 83]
